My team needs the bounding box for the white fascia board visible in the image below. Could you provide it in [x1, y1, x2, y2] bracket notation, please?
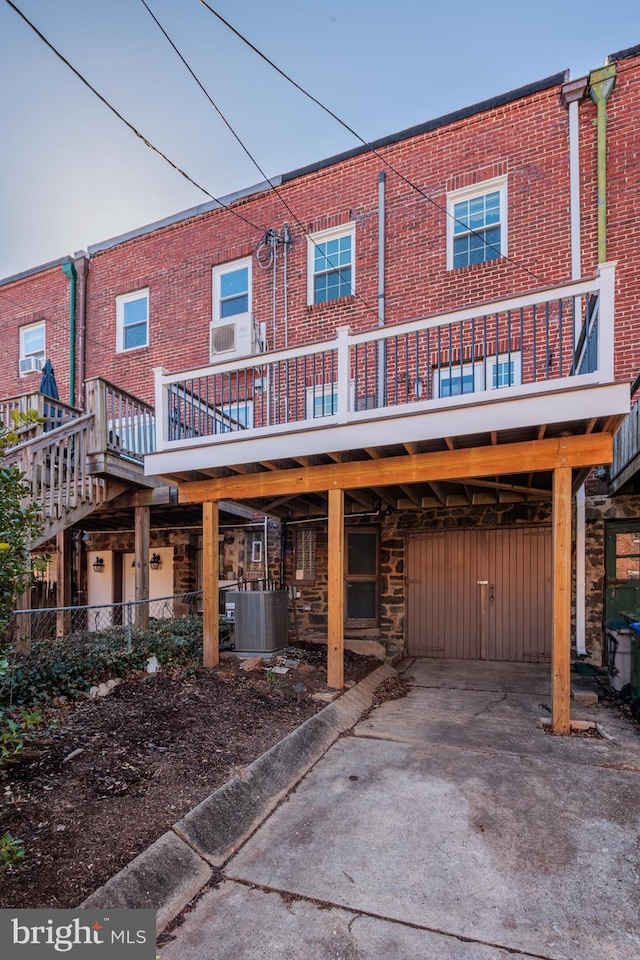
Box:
[144, 382, 629, 477]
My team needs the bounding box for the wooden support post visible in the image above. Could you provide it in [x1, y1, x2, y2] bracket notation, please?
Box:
[134, 506, 150, 630]
[552, 466, 572, 734]
[56, 530, 73, 638]
[202, 500, 219, 668]
[327, 487, 344, 690]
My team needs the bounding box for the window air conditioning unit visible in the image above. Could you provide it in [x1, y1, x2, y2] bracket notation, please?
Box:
[19, 356, 43, 375]
[210, 313, 261, 362]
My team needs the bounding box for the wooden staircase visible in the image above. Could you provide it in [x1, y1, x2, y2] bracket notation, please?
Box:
[1, 378, 160, 549]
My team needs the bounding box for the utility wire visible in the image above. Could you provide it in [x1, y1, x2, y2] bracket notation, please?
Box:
[198, 0, 547, 286]
[140, 0, 388, 327]
[3, 0, 264, 235]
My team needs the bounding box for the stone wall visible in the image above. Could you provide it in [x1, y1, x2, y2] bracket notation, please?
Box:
[585, 493, 640, 663]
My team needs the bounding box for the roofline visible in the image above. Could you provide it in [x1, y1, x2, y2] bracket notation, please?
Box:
[0, 255, 71, 288]
[3, 70, 570, 273]
[607, 42, 640, 63]
[280, 72, 568, 183]
[87, 177, 280, 257]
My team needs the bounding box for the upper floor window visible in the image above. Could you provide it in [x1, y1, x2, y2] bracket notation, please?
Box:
[447, 177, 507, 270]
[19, 321, 45, 375]
[116, 289, 149, 352]
[308, 225, 355, 306]
[213, 258, 251, 322]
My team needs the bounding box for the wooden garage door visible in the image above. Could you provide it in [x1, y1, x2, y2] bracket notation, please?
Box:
[406, 527, 552, 662]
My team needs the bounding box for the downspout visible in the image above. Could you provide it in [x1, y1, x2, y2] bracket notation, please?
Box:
[283, 223, 290, 348]
[562, 76, 589, 656]
[73, 252, 89, 409]
[61, 259, 77, 407]
[588, 63, 616, 262]
[377, 171, 386, 407]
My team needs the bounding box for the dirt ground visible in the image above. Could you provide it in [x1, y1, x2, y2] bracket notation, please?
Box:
[0, 646, 378, 909]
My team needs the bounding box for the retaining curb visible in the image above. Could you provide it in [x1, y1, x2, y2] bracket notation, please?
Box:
[81, 662, 396, 931]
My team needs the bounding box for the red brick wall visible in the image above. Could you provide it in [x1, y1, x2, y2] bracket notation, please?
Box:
[81, 80, 578, 405]
[3, 57, 640, 408]
[0, 264, 73, 405]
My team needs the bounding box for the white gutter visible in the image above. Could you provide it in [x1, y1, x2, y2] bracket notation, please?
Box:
[562, 76, 589, 656]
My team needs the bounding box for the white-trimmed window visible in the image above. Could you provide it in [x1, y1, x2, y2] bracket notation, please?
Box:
[213, 258, 252, 322]
[308, 225, 355, 306]
[116, 289, 149, 352]
[447, 177, 507, 270]
[305, 380, 355, 419]
[434, 351, 521, 399]
[19, 321, 45, 375]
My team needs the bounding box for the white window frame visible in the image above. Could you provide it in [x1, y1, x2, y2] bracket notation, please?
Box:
[307, 224, 355, 306]
[116, 289, 149, 353]
[212, 257, 252, 324]
[19, 321, 45, 375]
[305, 380, 355, 420]
[433, 351, 522, 399]
[446, 176, 507, 271]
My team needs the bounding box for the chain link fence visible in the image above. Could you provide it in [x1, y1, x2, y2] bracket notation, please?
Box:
[9, 592, 203, 650]
[2, 593, 208, 705]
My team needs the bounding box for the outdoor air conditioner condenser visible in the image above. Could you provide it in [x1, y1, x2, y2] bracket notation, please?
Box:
[227, 590, 288, 654]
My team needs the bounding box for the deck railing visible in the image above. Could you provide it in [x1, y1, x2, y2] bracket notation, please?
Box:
[611, 376, 640, 487]
[85, 377, 155, 461]
[3, 414, 106, 529]
[0, 391, 80, 439]
[153, 264, 615, 452]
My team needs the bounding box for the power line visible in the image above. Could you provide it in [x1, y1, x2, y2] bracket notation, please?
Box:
[198, 0, 548, 286]
[3, 0, 264, 236]
[139, 0, 388, 328]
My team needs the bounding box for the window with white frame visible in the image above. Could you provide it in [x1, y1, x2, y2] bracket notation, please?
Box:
[434, 351, 521, 399]
[212, 258, 251, 322]
[308, 225, 355, 305]
[305, 381, 355, 419]
[447, 178, 507, 270]
[19, 321, 45, 375]
[116, 289, 149, 352]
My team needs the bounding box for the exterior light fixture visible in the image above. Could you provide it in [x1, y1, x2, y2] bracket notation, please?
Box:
[93, 556, 105, 573]
[149, 552, 162, 570]
[414, 377, 424, 399]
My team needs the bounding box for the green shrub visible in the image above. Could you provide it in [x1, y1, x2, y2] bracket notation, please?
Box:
[1, 614, 229, 707]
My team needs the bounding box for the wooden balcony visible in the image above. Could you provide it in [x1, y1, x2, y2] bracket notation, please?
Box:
[610, 377, 640, 493]
[146, 264, 628, 505]
[2, 378, 159, 547]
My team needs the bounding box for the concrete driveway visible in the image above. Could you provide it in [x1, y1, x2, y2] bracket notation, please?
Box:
[159, 658, 640, 960]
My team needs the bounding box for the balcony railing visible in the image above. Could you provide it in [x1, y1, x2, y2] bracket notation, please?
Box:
[85, 377, 155, 462]
[610, 372, 640, 491]
[0, 391, 80, 440]
[153, 265, 615, 454]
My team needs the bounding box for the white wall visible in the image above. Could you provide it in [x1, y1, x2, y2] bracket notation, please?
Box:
[123, 546, 174, 616]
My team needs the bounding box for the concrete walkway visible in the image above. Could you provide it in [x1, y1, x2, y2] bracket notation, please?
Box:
[158, 659, 640, 960]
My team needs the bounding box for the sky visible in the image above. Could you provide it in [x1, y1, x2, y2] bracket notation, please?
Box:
[1, 0, 640, 281]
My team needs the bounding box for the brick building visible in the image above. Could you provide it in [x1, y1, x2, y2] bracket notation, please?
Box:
[2, 44, 640, 730]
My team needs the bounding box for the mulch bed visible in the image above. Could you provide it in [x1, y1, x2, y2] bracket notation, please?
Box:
[0, 646, 377, 909]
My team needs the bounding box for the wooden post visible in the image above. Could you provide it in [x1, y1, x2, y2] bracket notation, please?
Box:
[134, 506, 150, 630]
[56, 529, 73, 638]
[327, 487, 344, 690]
[552, 466, 572, 734]
[202, 501, 220, 668]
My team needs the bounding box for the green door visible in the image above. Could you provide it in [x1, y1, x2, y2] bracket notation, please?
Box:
[605, 522, 640, 623]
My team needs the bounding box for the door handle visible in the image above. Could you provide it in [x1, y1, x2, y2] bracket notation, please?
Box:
[490, 584, 495, 601]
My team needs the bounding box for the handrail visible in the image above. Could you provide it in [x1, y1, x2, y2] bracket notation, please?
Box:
[153, 265, 616, 452]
